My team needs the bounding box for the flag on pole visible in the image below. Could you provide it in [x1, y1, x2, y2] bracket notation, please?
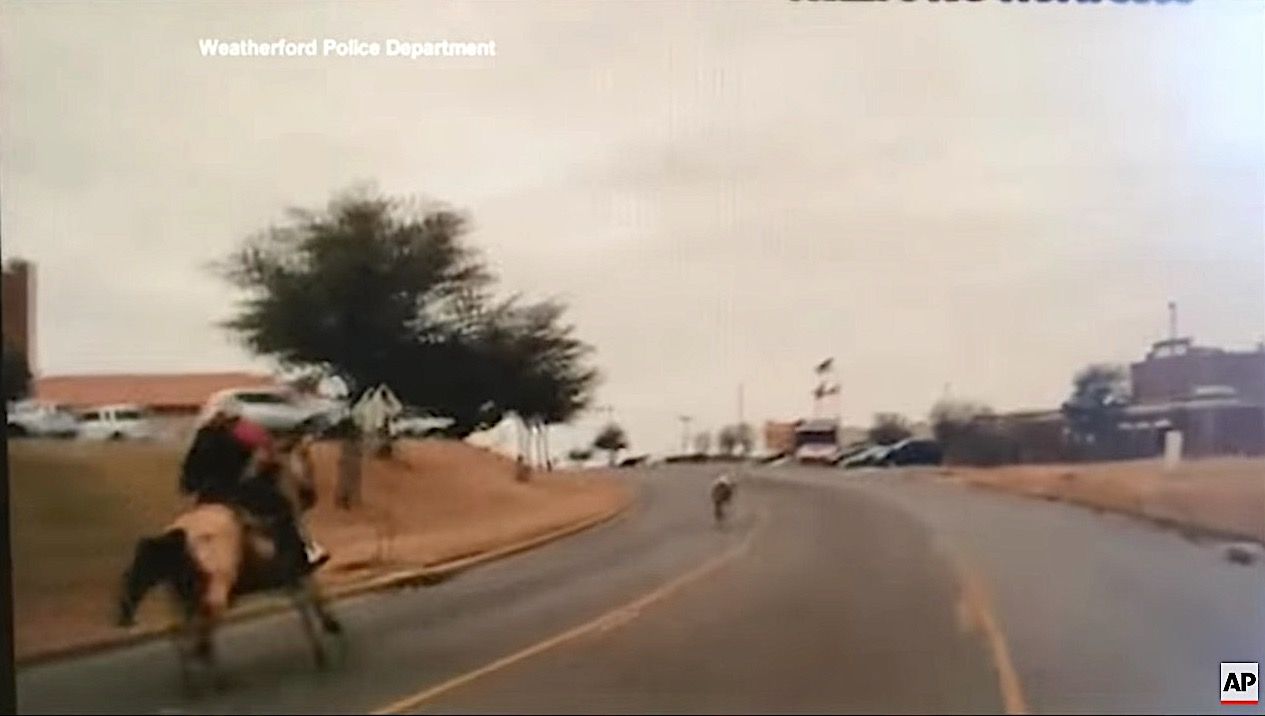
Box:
[815, 358, 834, 374]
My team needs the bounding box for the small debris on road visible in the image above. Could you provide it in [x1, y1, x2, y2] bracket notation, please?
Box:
[1224, 543, 1262, 566]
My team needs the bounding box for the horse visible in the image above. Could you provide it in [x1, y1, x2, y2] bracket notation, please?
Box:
[711, 474, 736, 526]
[115, 431, 343, 692]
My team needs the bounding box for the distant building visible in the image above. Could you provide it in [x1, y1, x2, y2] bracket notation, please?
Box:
[1119, 396, 1264, 459]
[763, 421, 796, 455]
[2, 259, 36, 372]
[1131, 338, 1265, 407]
[1126, 337, 1265, 458]
[35, 371, 277, 441]
[982, 339, 1265, 463]
[978, 409, 1069, 464]
[768, 420, 879, 452]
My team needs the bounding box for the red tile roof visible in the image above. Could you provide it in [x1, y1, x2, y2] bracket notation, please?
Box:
[34, 372, 278, 411]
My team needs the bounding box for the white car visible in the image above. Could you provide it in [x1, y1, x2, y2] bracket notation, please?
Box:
[388, 410, 454, 438]
[6, 400, 80, 438]
[795, 442, 843, 465]
[77, 404, 155, 441]
[202, 387, 347, 433]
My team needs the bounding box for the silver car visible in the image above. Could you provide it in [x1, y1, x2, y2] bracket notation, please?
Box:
[201, 388, 348, 433]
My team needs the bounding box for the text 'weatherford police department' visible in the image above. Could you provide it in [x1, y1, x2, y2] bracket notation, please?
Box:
[198, 38, 497, 59]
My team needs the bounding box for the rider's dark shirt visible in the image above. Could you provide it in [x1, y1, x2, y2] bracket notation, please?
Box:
[180, 422, 254, 503]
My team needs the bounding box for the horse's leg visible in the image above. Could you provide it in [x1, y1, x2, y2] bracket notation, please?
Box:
[290, 584, 328, 669]
[163, 590, 196, 695]
[173, 619, 198, 697]
[306, 579, 342, 635]
[192, 612, 217, 687]
[184, 601, 228, 692]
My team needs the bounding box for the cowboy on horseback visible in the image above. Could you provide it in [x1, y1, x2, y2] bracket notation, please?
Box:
[180, 400, 328, 578]
[116, 401, 344, 687]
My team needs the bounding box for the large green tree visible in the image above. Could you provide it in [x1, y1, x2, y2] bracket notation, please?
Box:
[1061, 363, 1130, 457]
[593, 423, 629, 466]
[868, 412, 913, 446]
[218, 186, 598, 436]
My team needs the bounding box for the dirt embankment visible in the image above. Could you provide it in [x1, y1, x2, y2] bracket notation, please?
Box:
[9, 438, 630, 663]
[941, 457, 1265, 543]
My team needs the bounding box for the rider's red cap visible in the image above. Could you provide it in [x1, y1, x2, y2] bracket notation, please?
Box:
[231, 418, 273, 451]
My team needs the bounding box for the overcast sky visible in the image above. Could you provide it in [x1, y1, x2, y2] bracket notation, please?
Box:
[3, 1, 1262, 454]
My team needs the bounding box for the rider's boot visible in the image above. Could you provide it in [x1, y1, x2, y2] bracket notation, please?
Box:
[296, 520, 330, 569]
[305, 540, 330, 568]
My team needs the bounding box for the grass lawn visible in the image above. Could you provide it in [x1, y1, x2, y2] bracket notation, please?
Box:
[9, 441, 187, 659]
[944, 457, 1265, 543]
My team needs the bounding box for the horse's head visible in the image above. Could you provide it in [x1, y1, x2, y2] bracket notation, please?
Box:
[117, 529, 200, 627]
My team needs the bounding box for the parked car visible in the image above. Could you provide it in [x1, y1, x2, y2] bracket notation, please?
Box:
[77, 404, 155, 441]
[6, 400, 80, 438]
[839, 439, 944, 469]
[839, 443, 893, 469]
[201, 388, 346, 434]
[829, 442, 871, 466]
[881, 439, 943, 466]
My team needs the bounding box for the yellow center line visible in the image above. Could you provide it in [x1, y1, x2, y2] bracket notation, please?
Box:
[948, 551, 1030, 715]
[371, 506, 769, 715]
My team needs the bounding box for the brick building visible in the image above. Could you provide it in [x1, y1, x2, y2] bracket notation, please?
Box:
[1131, 338, 1265, 406]
[962, 337, 1265, 464]
[2, 259, 36, 372]
[1125, 337, 1265, 457]
[35, 372, 277, 441]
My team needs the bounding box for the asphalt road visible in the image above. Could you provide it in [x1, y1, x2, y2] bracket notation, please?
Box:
[16, 465, 1265, 714]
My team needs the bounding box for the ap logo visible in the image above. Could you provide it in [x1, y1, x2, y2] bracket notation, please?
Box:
[1222, 662, 1259, 705]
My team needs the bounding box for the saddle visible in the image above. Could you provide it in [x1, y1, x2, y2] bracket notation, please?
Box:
[236, 510, 278, 562]
[229, 508, 303, 596]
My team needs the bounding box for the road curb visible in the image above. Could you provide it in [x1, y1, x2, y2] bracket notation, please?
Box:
[16, 488, 634, 670]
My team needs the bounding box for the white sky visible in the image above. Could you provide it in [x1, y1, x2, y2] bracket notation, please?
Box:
[3, 0, 1263, 455]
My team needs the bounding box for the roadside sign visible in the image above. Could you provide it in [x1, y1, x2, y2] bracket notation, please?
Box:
[353, 384, 404, 432]
[1163, 430, 1183, 472]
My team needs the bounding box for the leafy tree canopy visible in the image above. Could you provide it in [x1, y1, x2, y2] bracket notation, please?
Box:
[218, 186, 599, 437]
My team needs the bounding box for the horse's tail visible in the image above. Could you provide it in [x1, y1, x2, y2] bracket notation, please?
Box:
[116, 528, 200, 627]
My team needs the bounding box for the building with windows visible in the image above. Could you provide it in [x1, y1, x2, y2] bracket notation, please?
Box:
[1125, 337, 1265, 457]
[1131, 337, 1265, 407]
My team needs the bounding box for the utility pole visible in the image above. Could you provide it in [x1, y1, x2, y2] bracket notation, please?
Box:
[1168, 300, 1178, 342]
[678, 414, 692, 454]
[738, 383, 745, 425]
